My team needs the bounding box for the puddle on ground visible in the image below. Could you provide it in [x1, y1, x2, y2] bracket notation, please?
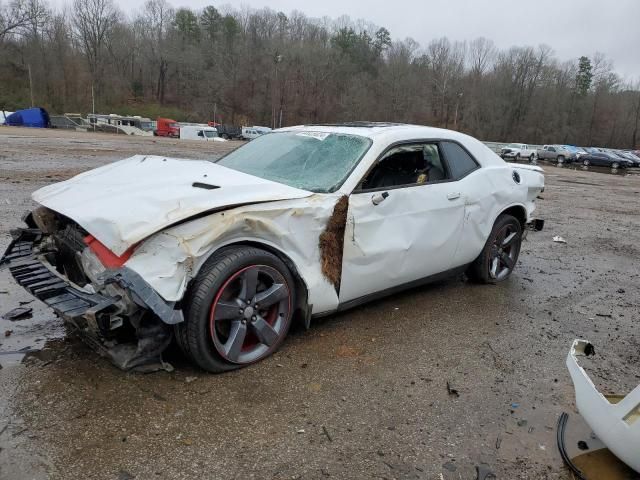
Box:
[0, 273, 65, 368]
[573, 449, 640, 480]
[562, 411, 640, 480]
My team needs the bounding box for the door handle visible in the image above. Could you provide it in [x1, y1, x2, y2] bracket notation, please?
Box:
[447, 192, 461, 200]
[372, 191, 389, 205]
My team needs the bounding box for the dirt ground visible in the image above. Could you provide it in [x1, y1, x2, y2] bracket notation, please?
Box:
[0, 126, 639, 480]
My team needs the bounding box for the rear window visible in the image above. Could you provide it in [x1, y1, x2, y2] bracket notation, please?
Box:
[440, 142, 479, 180]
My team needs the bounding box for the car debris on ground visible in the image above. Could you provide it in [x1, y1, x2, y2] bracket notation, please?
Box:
[2, 306, 33, 321]
[559, 339, 640, 476]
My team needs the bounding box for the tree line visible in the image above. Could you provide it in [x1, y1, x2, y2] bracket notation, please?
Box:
[1, 0, 639, 148]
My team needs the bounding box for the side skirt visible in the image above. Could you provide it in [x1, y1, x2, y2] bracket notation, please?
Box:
[313, 264, 469, 318]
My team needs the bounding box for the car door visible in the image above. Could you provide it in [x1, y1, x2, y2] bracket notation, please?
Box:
[339, 141, 471, 304]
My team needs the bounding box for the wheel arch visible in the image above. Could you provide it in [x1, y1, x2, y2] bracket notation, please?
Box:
[497, 204, 527, 231]
[188, 239, 312, 329]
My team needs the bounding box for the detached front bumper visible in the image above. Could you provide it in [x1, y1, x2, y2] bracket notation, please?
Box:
[1, 228, 180, 371]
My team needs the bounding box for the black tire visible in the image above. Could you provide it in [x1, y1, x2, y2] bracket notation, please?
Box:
[611, 162, 619, 169]
[583, 159, 590, 166]
[467, 214, 522, 284]
[515, 153, 521, 161]
[557, 155, 565, 164]
[175, 246, 295, 373]
[529, 154, 535, 163]
[222, 133, 229, 140]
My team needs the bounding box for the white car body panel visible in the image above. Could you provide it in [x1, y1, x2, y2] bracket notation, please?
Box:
[340, 182, 465, 302]
[567, 339, 640, 472]
[33, 155, 313, 256]
[29, 125, 544, 316]
[125, 195, 341, 313]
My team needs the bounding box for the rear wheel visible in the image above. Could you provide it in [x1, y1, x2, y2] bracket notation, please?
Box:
[529, 154, 535, 163]
[175, 246, 295, 372]
[557, 155, 565, 164]
[583, 159, 591, 166]
[515, 153, 521, 161]
[611, 162, 620, 169]
[467, 214, 522, 283]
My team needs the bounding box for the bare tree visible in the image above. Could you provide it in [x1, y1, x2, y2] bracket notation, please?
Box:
[1, 0, 638, 148]
[137, 0, 173, 103]
[72, 0, 119, 100]
[0, 0, 47, 40]
[468, 37, 496, 77]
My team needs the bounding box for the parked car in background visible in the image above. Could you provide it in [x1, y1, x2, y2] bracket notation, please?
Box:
[2, 123, 544, 372]
[580, 148, 634, 168]
[613, 150, 640, 167]
[604, 150, 636, 168]
[180, 125, 225, 142]
[500, 143, 537, 162]
[212, 124, 243, 140]
[537, 145, 574, 164]
[241, 126, 272, 140]
[154, 117, 180, 137]
[563, 145, 588, 159]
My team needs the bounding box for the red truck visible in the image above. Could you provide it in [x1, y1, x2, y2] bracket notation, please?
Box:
[154, 117, 180, 137]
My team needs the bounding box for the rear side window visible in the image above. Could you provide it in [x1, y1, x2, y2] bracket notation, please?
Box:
[440, 141, 479, 180]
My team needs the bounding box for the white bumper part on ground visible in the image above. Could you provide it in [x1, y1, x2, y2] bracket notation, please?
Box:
[567, 339, 640, 472]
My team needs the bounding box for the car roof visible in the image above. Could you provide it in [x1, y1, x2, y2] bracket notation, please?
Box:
[278, 123, 489, 145]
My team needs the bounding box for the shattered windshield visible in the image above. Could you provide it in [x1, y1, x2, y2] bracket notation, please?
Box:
[217, 131, 372, 193]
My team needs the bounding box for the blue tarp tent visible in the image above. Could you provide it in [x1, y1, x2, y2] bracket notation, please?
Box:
[5, 107, 50, 128]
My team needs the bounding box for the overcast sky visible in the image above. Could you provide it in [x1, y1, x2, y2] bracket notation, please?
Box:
[107, 0, 640, 80]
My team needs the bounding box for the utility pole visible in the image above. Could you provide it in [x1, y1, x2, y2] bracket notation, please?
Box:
[272, 52, 282, 129]
[454, 92, 463, 130]
[28, 64, 34, 107]
[91, 84, 96, 131]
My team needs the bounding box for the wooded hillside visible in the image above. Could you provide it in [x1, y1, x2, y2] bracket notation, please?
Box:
[1, 0, 639, 147]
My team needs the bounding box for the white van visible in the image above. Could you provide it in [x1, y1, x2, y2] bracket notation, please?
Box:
[180, 125, 220, 141]
[241, 126, 272, 140]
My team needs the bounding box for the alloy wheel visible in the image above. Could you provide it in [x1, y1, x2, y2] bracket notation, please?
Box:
[209, 265, 291, 364]
[488, 224, 520, 281]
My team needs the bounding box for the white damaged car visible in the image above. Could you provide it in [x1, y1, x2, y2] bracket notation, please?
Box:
[1, 123, 544, 372]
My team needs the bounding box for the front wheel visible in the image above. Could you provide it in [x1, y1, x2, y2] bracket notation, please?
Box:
[583, 159, 591, 166]
[467, 214, 522, 283]
[611, 162, 620, 169]
[175, 246, 295, 372]
[557, 155, 565, 164]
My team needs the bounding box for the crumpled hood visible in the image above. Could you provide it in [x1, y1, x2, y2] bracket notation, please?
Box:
[33, 155, 313, 255]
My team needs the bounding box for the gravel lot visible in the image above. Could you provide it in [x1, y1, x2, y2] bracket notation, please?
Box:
[0, 127, 639, 480]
